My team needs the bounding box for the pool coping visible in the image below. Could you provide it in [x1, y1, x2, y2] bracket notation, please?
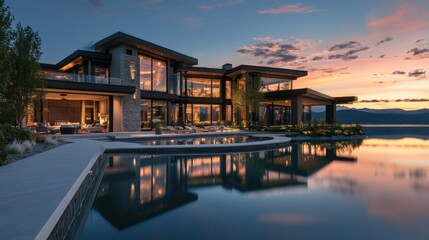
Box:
[0, 132, 290, 240]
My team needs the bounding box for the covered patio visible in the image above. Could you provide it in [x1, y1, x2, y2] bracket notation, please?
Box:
[263, 88, 357, 125]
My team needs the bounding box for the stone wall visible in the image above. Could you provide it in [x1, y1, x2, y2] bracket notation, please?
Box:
[120, 54, 141, 132]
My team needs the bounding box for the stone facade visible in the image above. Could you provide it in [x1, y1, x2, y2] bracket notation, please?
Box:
[120, 54, 141, 132]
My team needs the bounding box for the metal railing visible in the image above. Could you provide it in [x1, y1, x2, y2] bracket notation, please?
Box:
[42, 71, 126, 86]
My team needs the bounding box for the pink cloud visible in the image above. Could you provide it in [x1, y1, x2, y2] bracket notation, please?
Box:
[368, 4, 429, 34]
[259, 4, 321, 15]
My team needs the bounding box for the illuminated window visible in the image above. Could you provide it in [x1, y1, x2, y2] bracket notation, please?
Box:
[139, 55, 167, 92]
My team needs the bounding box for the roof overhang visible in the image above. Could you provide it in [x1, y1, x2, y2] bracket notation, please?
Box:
[40, 50, 112, 71]
[226, 65, 308, 79]
[95, 32, 198, 65]
[181, 66, 226, 77]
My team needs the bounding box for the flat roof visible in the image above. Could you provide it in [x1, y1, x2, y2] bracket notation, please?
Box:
[94, 32, 198, 65]
[227, 65, 308, 79]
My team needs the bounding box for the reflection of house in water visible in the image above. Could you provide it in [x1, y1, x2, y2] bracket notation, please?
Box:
[93, 155, 198, 229]
[93, 142, 358, 229]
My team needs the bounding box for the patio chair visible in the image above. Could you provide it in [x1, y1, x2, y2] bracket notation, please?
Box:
[219, 124, 233, 132]
[36, 122, 54, 134]
[190, 125, 208, 132]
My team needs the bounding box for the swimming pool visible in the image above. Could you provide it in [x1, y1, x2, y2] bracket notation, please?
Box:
[74, 135, 429, 239]
[133, 135, 269, 145]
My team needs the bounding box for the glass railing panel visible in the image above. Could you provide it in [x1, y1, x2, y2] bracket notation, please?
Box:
[42, 71, 127, 86]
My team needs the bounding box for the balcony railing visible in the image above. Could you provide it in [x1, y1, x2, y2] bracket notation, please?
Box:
[42, 71, 127, 86]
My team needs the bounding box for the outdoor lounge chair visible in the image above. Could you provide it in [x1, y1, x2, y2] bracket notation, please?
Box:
[190, 125, 208, 132]
[219, 125, 233, 132]
[36, 122, 54, 134]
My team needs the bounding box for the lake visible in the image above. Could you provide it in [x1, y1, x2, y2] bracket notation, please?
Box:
[78, 127, 429, 239]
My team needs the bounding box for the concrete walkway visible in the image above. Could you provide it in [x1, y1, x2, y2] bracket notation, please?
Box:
[0, 131, 290, 240]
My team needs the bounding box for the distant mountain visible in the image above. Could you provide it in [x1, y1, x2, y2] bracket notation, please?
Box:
[312, 108, 429, 124]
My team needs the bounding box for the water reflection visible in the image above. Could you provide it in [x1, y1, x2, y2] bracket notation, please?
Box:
[91, 140, 361, 230]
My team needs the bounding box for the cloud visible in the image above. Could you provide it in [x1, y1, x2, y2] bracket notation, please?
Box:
[379, 55, 385, 58]
[408, 69, 427, 79]
[415, 39, 425, 43]
[329, 41, 360, 51]
[259, 3, 321, 14]
[328, 46, 370, 61]
[359, 98, 429, 103]
[310, 67, 348, 74]
[237, 38, 301, 64]
[375, 37, 393, 46]
[407, 47, 429, 56]
[392, 70, 406, 75]
[368, 4, 429, 34]
[199, 0, 243, 10]
[312, 56, 324, 61]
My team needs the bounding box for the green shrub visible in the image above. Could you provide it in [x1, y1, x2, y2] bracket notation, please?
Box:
[0, 124, 31, 144]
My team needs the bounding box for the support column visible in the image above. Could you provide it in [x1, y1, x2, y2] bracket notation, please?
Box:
[291, 95, 303, 125]
[326, 104, 336, 124]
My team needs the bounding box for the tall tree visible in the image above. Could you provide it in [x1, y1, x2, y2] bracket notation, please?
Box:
[245, 73, 263, 126]
[232, 73, 264, 127]
[0, 0, 44, 126]
[3, 23, 43, 126]
[0, 0, 14, 124]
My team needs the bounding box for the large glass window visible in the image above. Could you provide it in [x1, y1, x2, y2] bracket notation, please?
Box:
[153, 59, 167, 92]
[187, 77, 221, 98]
[261, 77, 291, 92]
[94, 65, 108, 84]
[211, 105, 221, 123]
[212, 79, 220, 98]
[226, 105, 232, 123]
[187, 78, 211, 97]
[140, 99, 167, 130]
[140, 99, 151, 130]
[152, 100, 167, 126]
[139, 56, 152, 90]
[139, 55, 167, 92]
[225, 81, 231, 99]
[193, 104, 211, 124]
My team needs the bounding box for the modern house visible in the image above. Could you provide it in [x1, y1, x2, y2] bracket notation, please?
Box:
[28, 32, 356, 132]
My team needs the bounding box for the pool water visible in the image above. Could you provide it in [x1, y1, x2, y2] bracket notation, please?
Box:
[134, 135, 268, 145]
[79, 134, 429, 240]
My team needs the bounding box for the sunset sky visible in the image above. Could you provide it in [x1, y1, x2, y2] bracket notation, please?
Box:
[6, 0, 429, 110]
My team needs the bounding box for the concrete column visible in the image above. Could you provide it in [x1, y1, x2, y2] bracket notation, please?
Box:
[291, 95, 303, 125]
[326, 104, 336, 124]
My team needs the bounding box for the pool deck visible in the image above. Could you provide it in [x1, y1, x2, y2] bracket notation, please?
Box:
[0, 131, 290, 240]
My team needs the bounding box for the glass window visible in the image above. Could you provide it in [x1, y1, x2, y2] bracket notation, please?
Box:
[225, 81, 231, 99]
[153, 59, 167, 92]
[186, 104, 192, 125]
[141, 99, 151, 130]
[169, 74, 180, 95]
[212, 105, 221, 123]
[226, 105, 232, 122]
[187, 78, 211, 97]
[94, 65, 108, 84]
[212, 79, 220, 98]
[193, 104, 211, 124]
[152, 100, 167, 126]
[139, 55, 151, 90]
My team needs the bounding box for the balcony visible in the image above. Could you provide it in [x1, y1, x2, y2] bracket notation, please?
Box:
[42, 71, 127, 86]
